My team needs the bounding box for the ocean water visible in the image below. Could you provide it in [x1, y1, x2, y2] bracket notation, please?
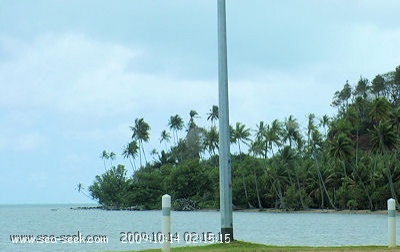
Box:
[0, 204, 397, 252]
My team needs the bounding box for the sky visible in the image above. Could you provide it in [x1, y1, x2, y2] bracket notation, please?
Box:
[1, 0, 400, 204]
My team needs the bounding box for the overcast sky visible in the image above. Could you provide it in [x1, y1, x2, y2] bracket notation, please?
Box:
[1, 0, 400, 204]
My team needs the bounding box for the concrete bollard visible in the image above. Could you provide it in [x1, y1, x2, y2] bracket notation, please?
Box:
[388, 198, 396, 248]
[162, 194, 171, 252]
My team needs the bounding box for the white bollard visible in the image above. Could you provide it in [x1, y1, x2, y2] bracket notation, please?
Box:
[162, 194, 171, 252]
[388, 198, 396, 248]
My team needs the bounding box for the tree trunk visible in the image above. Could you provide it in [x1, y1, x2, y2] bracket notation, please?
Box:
[385, 157, 399, 208]
[253, 165, 263, 209]
[315, 161, 336, 209]
[294, 163, 307, 209]
[352, 166, 374, 210]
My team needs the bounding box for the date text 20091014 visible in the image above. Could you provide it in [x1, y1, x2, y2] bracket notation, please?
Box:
[120, 231, 231, 244]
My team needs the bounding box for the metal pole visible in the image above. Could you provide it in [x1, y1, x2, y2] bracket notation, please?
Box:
[388, 198, 396, 248]
[217, 0, 233, 242]
[162, 194, 171, 252]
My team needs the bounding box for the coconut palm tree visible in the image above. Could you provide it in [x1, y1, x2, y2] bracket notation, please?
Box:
[249, 139, 264, 209]
[370, 120, 398, 205]
[282, 116, 307, 209]
[122, 140, 139, 172]
[268, 157, 288, 209]
[329, 133, 353, 178]
[283, 115, 300, 149]
[309, 129, 336, 209]
[370, 97, 391, 125]
[319, 115, 330, 137]
[307, 113, 316, 151]
[160, 130, 171, 151]
[266, 119, 283, 157]
[100, 150, 109, 171]
[280, 146, 307, 209]
[130, 118, 150, 167]
[109, 151, 116, 167]
[231, 122, 253, 208]
[203, 126, 219, 157]
[231, 122, 251, 154]
[254, 121, 267, 159]
[207, 105, 219, 127]
[150, 148, 159, 163]
[168, 114, 184, 145]
[76, 183, 92, 200]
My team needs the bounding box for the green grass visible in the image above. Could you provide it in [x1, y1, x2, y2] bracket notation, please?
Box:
[111, 240, 400, 252]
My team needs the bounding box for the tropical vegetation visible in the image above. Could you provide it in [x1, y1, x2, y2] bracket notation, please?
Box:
[82, 66, 400, 211]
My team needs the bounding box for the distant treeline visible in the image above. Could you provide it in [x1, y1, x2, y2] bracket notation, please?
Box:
[82, 65, 400, 211]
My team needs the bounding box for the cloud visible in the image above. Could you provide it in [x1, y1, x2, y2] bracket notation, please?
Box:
[317, 23, 400, 79]
[0, 33, 139, 112]
[0, 32, 220, 159]
[0, 33, 218, 117]
[228, 69, 337, 130]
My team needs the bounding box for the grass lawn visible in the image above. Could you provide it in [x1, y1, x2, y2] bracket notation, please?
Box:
[111, 240, 400, 252]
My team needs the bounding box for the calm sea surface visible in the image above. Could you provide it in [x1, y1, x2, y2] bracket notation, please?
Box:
[0, 204, 397, 252]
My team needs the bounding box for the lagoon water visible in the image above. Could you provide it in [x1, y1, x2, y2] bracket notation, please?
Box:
[0, 204, 397, 251]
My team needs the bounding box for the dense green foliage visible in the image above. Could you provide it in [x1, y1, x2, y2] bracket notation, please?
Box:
[86, 66, 400, 211]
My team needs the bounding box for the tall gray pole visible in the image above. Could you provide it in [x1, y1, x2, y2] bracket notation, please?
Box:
[217, 0, 233, 242]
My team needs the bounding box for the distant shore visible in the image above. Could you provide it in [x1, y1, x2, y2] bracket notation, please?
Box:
[71, 205, 392, 215]
[70, 205, 144, 211]
[235, 208, 390, 215]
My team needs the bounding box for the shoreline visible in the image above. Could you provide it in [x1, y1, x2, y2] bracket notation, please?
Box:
[70, 205, 392, 215]
[235, 208, 390, 215]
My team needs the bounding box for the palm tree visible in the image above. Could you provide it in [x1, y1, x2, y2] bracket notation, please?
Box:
[122, 140, 139, 172]
[231, 122, 253, 208]
[328, 129, 355, 209]
[309, 129, 336, 209]
[280, 146, 307, 209]
[100, 150, 109, 171]
[150, 148, 159, 162]
[370, 120, 398, 205]
[307, 113, 316, 151]
[266, 119, 283, 157]
[282, 115, 307, 208]
[254, 121, 267, 159]
[203, 126, 219, 157]
[370, 97, 391, 125]
[76, 183, 92, 199]
[207, 105, 219, 127]
[231, 122, 251, 154]
[329, 133, 353, 178]
[249, 139, 264, 209]
[109, 151, 116, 167]
[168, 114, 184, 145]
[319, 115, 330, 137]
[160, 130, 171, 151]
[130, 118, 150, 167]
[283, 115, 300, 149]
